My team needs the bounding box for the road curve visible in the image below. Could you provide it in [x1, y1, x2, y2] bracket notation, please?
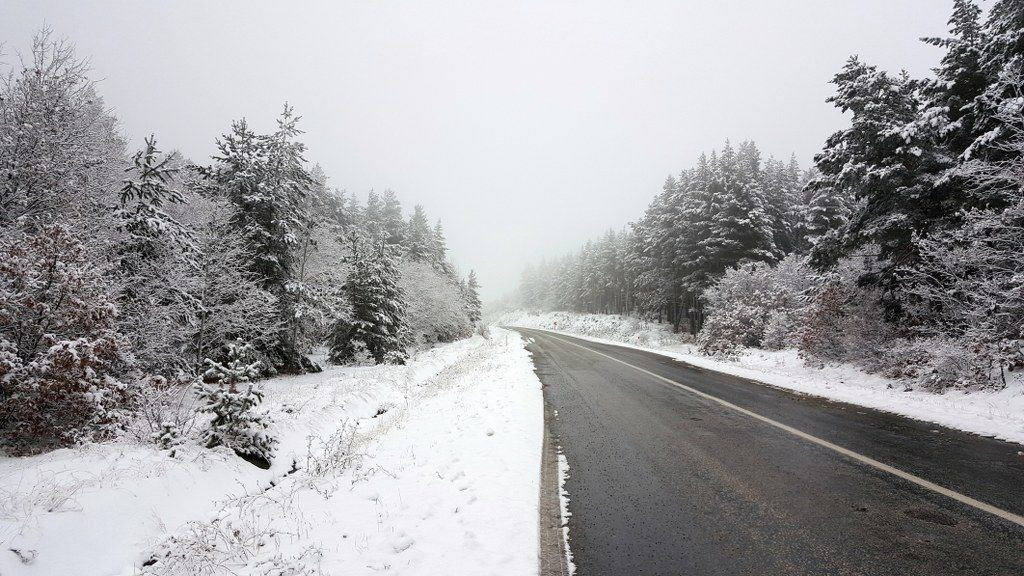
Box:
[514, 327, 1024, 576]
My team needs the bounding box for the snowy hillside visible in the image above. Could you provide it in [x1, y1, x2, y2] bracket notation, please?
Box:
[0, 329, 542, 576]
[500, 311, 1024, 444]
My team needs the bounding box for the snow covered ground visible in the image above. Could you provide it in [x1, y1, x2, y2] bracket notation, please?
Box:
[499, 311, 1024, 445]
[0, 328, 543, 576]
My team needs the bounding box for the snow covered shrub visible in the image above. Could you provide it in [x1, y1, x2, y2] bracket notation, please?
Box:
[400, 261, 472, 345]
[140, 511, 322, 576]
[305, 424, 361, 477]
[761, 310, 799, 350]
[919, 344, 991, 391]
[798, 255, 892, 369]
[698, 255, 813, 356]
[0, 225, 137, 454]
[152, 422, 184, 454]
[797, 280, 846, 362]
[697, 304, 764, 357]
[129, 373, 203, 449]
[195, 343, 277, 465]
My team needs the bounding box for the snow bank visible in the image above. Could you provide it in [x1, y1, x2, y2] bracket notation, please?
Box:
[499, 310, 689, 349]
[499, 311, 1024, 445]
[556, 450, 575, 576]
[0, 329, 543, 575]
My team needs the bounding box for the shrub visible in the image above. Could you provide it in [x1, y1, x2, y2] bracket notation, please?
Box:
[761, 310, 799, 350]
[698, 255, 814, 356]
[796, 249, 894, 367]
[0, 226, 137, 454]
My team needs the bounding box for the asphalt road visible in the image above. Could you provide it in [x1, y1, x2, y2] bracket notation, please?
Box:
[514, 327, 1024, 576]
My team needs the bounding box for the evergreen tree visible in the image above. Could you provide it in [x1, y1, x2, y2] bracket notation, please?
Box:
[701, 141, 777, 275]
[809, 58, 942, 287]
[329, 234, 408, 365]
[363, 190, 384, 239]
[196, 343, 277, 465]
[117, 136, 193, 263]
[185, 201, 281, 375]
[804, 179, 852, 245]
[919, 0, 988, 160]
[763, 154, 805, 255]
[968, 0, 1024, 165]
[465, 270, 483, 325]
[204, 105, 314, 373]
[405, 205, 433, 262]
[432, 220, 451, 273]
[380, 189, 405, 245]
[677, 154, 715, 297]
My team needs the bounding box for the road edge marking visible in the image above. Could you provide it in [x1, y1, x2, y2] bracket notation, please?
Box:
[525, 328, 1024, 529]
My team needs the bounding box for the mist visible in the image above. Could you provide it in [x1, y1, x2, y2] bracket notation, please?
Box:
[2, 0, 951, 301]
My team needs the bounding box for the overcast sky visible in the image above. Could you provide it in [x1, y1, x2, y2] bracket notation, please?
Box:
[3, 1, 954, 300]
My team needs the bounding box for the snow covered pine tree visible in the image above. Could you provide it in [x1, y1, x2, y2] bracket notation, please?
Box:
[195, 343, 277, 467]
[329, 234, 408, 365]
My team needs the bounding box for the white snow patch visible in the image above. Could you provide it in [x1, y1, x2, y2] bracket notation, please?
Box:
[556, 448, 575, 576]
[0, 329, 544, 575]
[500, 311, 1024, 445]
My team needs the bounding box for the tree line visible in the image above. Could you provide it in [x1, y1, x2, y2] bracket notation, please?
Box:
[0, 30, 483, 456]
[518, 0, 1024, 390]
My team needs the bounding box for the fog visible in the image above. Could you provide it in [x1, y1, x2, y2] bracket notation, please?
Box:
[2, 0, 952, 301]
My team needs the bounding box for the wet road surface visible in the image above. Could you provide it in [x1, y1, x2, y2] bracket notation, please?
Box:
[515, 327, 1024, 576]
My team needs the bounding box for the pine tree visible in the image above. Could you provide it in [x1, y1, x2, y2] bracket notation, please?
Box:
[205, 105, 314, 373]
[804, 178, 852, 251]
[117, 136, 193, 258]
[196, 343, 277, 465]
[115, 137, 200, 376]
[329, 234, 408, 365]
[677, 154, 716, 296]
[405, 205, 433, 262]
[762, 154, 805, 256]
[809, 57, 942, 286]
[362, 190, 384, 239]
[968, 0, 1024, 165]
[380, 189, 405, 245]
[919, 0, 988, 160]
[432, 220, 451, 274]
[700, 141, 777, 277]
[465, 270, 483, 324]
[185, 201, 281, 375]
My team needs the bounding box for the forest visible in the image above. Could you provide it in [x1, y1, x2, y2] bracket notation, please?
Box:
[0, 30, 482, 458]
[517, 0, 1024, 391]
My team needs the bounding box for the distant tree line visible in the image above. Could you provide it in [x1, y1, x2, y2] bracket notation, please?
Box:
[519, 0, 1024, 390]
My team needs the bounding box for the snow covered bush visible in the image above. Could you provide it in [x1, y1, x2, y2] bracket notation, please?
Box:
[401, 261, 472, 346]
[152, 421, 184, 453]
[697, 255, 813, 356]
[797, 255, 893, 370]
[195, 344, 277, 466]
[0, 225, 137, 454]
[761, 310, 800, 350]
